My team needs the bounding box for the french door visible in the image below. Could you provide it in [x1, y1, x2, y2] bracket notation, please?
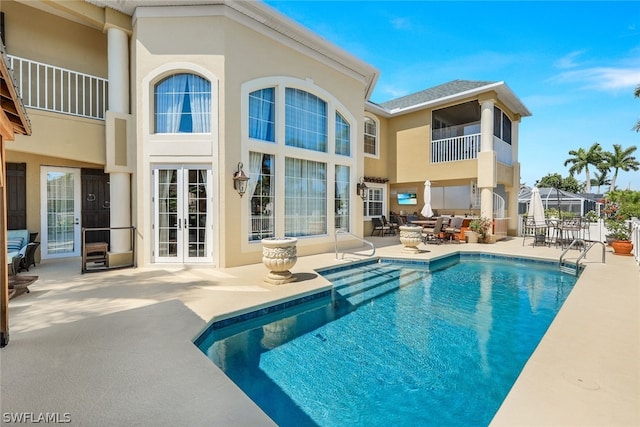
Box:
[153, 166, 212, 263]
[40, 166, 81, 259]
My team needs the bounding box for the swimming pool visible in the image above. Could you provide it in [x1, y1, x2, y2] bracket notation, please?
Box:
[196, 254, 577, 426]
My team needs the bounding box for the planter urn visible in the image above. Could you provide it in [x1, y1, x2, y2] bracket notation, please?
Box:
[261, 237, 298, 284]
[611, 240, 633, 256]
[399, 225, 423, 253]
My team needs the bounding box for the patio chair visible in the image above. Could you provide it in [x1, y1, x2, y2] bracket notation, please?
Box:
[19, 242, 40, 272]
[382, 215, 398, 235]
[371, 217, 391, 236]
[444, 217, 464, 243]
[422, 217, 445, 244]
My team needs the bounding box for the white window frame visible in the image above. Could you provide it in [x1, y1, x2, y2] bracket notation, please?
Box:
[364, 114, 379, 159]
[241, 77, 357, 246]
[363, 182, 387, 220]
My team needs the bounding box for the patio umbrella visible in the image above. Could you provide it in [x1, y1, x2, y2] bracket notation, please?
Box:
[527, 186, 546, 226]
[421, 180, 434, 218]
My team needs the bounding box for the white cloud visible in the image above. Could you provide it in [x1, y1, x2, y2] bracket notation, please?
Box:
[554, 67, 640, 91]
[554, 50, 586, 69]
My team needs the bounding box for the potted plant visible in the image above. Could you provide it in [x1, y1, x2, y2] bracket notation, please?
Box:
[605, 218, 633, 256]
[602, 190, 639, 255]
[469, 217, 493, 243]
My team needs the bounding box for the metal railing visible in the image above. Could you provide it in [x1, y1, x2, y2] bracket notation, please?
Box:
[632, 219, 640, 266]
[431, 134, 480, 163]
[8, 54, 108, 120]
[430, 134, 512, 166]
[334, 229, 375, 260]
[559, 239, 605, 275]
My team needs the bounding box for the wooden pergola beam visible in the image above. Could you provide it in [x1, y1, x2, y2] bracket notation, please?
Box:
[0, 40, 31, 348]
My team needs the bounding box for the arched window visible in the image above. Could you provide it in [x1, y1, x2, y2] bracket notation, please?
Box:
[154, 73, 211, 133]
[245, 81, 354, 239]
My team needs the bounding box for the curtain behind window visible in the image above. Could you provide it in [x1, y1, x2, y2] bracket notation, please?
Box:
[249, 88, 275, 142]
[335, 112, 350, 156]
[285, 157, 326, 236]
[155, 74, 210, 133]
[285, 88, 327, 152]
[335, 165, 350, 230]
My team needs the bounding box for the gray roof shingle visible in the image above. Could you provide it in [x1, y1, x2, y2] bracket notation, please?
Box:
[380, 79, 496, 110]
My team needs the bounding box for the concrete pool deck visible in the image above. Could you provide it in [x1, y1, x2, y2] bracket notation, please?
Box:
[1, 237, 638, 425]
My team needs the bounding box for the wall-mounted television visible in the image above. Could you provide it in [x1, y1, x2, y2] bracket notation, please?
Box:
[397, 192, 418, 205]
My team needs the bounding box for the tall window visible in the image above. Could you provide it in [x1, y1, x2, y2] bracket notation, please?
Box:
[245, 82, 353, 240]
[285, 88, 327, 152]
[155, 73, 211, 133]
[335, 165, 350, 230]
[363, 186, 384, 218]
[364, 117, 378, 156]
[248, 152, 275, 241]
[285, 158, 327, 236]
[249, 88, 275, 142]
[493, 106, 512, 144]
[335, 113, 350, 156]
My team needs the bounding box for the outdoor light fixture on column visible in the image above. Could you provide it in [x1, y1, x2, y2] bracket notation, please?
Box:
[357, 177, 368, 199]
[233, 162, 250, 197]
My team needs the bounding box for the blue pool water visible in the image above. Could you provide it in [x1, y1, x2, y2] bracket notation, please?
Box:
[197, 254, 577, 426]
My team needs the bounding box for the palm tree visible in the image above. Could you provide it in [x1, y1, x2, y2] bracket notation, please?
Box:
[634, 84, 640, 132]
[563, 142, 604, 193]
[603, 144, 639, 190]
[590, 169, 610, 194]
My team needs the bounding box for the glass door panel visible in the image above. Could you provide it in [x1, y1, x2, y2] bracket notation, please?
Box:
[41, 167, 81, 259]
[154, 166, 211, 263]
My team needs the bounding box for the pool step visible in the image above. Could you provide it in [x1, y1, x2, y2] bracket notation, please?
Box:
[324, 264, 426, 307]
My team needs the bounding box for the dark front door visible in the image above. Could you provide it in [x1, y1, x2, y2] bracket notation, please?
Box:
[81, 169, 110, 244]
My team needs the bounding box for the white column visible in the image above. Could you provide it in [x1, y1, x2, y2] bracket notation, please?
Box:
[478, 99, 495, 221]
[107, 27, 131, 253]
[480, 99, 494, 152]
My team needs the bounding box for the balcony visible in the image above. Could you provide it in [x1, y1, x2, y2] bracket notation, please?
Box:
[8, 55, 108, 120]
[431, 125, 512, 166]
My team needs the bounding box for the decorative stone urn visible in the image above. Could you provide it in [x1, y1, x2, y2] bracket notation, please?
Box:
[399, 225, 423, 253]
[261, 237, 298, 284]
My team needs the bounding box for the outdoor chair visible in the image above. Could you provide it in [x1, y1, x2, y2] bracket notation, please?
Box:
[422, 217, 445, 244]
[443, 217, 464, 243]
[382, 215, 398, 235]
[522, 218, 549, 247]
[371, 217, 392, 236]
[19, 242, 40, 272]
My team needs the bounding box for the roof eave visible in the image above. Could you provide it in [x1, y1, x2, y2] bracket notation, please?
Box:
[381, 81, 532, 118]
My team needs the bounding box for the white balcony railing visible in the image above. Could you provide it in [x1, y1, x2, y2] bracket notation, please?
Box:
[431, 134, 481, 163]
[431, 133, 513, 166]
[8, 55, 108, 120]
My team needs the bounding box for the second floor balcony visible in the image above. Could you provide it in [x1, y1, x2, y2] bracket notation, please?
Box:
[431, 131, 513, 166]
[8, 54, 108, 121]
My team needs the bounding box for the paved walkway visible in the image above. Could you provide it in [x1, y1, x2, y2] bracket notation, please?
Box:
[1, 237, 638, 426]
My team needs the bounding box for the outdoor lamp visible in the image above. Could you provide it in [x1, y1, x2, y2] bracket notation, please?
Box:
[357, 177, 368, 199]
[233, 162, 250, 197]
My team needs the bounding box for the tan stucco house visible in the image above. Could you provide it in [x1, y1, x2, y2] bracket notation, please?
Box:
[1, 0, 530, 269]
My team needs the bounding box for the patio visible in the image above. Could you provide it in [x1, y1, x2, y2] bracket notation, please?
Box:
[1, 237, 638, 426]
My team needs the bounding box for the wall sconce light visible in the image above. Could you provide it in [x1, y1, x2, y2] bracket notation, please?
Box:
[357, 177, 368, 199]
[233, 162, 250, 197]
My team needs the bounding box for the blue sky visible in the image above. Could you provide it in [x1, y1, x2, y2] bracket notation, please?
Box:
[264, 1, 640, 191]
